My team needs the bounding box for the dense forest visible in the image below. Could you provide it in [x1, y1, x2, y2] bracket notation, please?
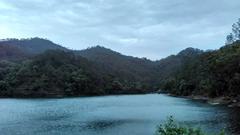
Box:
[0, 39, 162, 97]
[0, 19, 239, 98]
[0, 48, 158, 97]
[0, 37, 202, 97]
[161, 41, 240, 97]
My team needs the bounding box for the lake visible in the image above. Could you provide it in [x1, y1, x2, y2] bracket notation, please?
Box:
[0, 94, 239, 135]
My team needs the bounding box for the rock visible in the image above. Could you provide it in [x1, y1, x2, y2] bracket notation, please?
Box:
[232, 99, 237, 103]
[208, 97, 231, 105]
[227, 101, 240, 108]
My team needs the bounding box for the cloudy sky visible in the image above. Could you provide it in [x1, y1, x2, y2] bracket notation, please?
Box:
[0, 0, 239, 59]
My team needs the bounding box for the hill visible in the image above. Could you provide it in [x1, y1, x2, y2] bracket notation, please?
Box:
[0, 44, 28, 60]
[0, 50, 99, 97]
[0, 37, 67, 55]
[0, 38, 204, 97]
[77, 46, 159, 87]
[160, 41, 240, 98]
[155, 47, 203, 86]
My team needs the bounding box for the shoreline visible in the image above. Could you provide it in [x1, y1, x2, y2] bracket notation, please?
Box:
[166, 93, 240, 108]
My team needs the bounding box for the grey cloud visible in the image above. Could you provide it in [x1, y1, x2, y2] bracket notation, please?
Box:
[0, 0, 240, 59]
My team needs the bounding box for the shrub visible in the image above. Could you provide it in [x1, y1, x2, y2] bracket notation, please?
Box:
[156, 116, 225, 135]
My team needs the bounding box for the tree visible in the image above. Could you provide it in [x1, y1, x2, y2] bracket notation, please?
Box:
[156, 116, 225, 135]
[232, 18, 240, 41]
[225, 33, 234, 45]
[225, 18, 240, 45]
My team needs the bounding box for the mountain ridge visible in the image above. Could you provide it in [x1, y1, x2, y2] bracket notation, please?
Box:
[0, 37, 204, 97]
[0, 37, 202, 61]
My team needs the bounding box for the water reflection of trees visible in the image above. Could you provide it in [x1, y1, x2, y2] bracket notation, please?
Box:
[226, 108, 240, 134]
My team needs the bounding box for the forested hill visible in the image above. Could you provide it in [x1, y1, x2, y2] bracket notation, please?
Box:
[160, 18, 240, 98]
[155, 48, 203, 83]
[77, 46, 159, 87]
[0, 37, 67, 55]
[0, 37, 201, 97]
[0, 36, 239, 98]
[160, 41, 240, 97]
[0, 44, 29, 60]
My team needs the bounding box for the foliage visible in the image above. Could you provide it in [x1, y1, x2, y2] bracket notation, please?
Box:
[226, 18, 240, 45]
[0, 50, 101, 97]
[0, 37, 67, 54]
[161, 41, 240, 97]
[0, 49, 155, 97]
[156, 116, 225, 135]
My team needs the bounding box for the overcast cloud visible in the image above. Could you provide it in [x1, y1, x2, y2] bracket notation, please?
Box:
[0, 0, 239, 59]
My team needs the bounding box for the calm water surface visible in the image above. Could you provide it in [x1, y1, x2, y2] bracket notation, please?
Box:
[0, 94, 239, 135]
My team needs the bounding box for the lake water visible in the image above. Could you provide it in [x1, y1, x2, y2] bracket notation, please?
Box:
[0, 94, 239, 135]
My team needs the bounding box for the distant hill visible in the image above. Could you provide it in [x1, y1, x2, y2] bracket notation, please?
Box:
[0, 44, 28, 60]
[0, 37, 204, 97]
[76, 46, 158, 86]
[161, 41, 240, 97]
[155, 47, 203, 85]
[177, 47, 203, 57]
[0, 38, 202, 77]
[0, 37, 67, 55]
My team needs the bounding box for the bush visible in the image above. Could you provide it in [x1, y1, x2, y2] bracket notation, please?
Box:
[156, 116, 225, 135]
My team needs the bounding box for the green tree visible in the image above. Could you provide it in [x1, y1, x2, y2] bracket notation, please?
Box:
[156, 116, 225, 135]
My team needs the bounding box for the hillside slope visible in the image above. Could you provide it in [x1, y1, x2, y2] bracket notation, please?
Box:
[0, 44, 29, 60]
[77, 46, 159, 86]
[161, 41, 240, 98]
[155, 47, 203, 85]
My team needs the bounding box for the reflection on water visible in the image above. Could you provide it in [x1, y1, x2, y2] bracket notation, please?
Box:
[84, 120, 127, 130]
[226, 108, 240, 134]
[0, 94, 239, 135]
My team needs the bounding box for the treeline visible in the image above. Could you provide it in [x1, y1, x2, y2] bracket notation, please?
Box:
[161, 19, 240, 97]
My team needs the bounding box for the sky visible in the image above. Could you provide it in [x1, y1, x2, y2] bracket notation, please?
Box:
[0, 0, 240, 60]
